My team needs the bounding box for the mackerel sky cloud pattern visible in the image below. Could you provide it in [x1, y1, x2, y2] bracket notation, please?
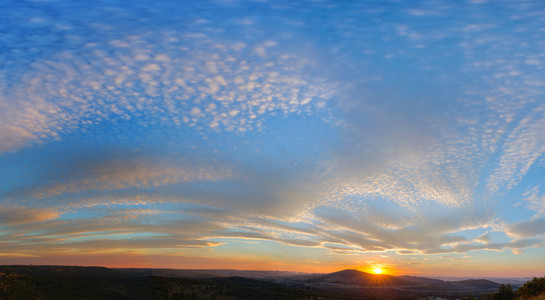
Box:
[1, 0, 545, 276]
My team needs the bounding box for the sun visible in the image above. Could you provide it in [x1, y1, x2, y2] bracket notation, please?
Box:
[373, 267, 383, 274]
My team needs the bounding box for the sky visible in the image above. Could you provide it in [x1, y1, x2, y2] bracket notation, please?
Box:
[1, 0, 545, 277]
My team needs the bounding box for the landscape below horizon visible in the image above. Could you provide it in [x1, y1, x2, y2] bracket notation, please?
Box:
[2, 265, 540, 299]
[3, 0, 545, 293]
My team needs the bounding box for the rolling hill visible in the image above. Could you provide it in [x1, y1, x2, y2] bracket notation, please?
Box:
[308, 269, 501, 291]
[309, 269, 418, 286]
[0, 265, 504, 299]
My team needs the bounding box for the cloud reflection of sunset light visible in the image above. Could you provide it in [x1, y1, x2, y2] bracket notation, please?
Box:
[2, 0, 545, 279]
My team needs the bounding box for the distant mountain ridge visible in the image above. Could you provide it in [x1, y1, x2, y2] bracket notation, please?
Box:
[116, 268, 306, 280]
[303, 269, 501, 291]
[0, 265, 502, 292]
[309, 269, 417, 286]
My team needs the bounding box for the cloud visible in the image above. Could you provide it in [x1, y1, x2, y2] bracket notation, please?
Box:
[520, 185, 545, 218]
[312, 206, 480, 253]
[0, 4, 336, 152]
[0, 206, 60, 225]
[0, 208, 226, 255]
[2, 0, 545, 268]
[0, 96, 63, 152]
[508, 217, 545, 238]
[31, 155, 234, 198]
[486, 104, 545, 194]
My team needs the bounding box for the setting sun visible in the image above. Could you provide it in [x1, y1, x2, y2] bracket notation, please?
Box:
[373, 267, 383, 274]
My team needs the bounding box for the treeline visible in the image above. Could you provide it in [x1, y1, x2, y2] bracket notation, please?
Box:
[0, 269, 331, 300]
[463, 277, 545, 300]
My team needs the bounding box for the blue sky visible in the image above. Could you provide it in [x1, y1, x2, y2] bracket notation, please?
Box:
[1, 0, 545, 276]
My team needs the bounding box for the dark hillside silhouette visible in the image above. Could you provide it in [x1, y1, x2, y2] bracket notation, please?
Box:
[309, 269, 417, 286]
[0, 265, 530, 300]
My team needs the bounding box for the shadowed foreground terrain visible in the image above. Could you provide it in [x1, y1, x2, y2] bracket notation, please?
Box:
[0, 265, 538, 299]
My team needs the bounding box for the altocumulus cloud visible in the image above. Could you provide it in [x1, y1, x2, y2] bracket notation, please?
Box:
[1, 0, 545, 268]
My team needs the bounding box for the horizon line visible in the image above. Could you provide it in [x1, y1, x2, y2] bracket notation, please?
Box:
[0, 264, 537, 280]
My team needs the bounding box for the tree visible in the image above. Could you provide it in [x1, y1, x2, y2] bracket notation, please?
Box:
[497, 283, 514, 300]
[463, 293, 476, 300]
[486, 283, 513, 300]
[515, 277, 545, 298]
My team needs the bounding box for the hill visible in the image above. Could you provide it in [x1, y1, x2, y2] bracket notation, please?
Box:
[309, 269, 417, 286]
[451, 279, 501, 290]
[0, 265, 505, 299]
[117, 268, 306, 280]
[307, 269, 500, 291]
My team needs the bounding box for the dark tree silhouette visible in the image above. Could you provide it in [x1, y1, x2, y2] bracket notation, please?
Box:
[515, 277, 545, 299]
[486, 283, 513, 300]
